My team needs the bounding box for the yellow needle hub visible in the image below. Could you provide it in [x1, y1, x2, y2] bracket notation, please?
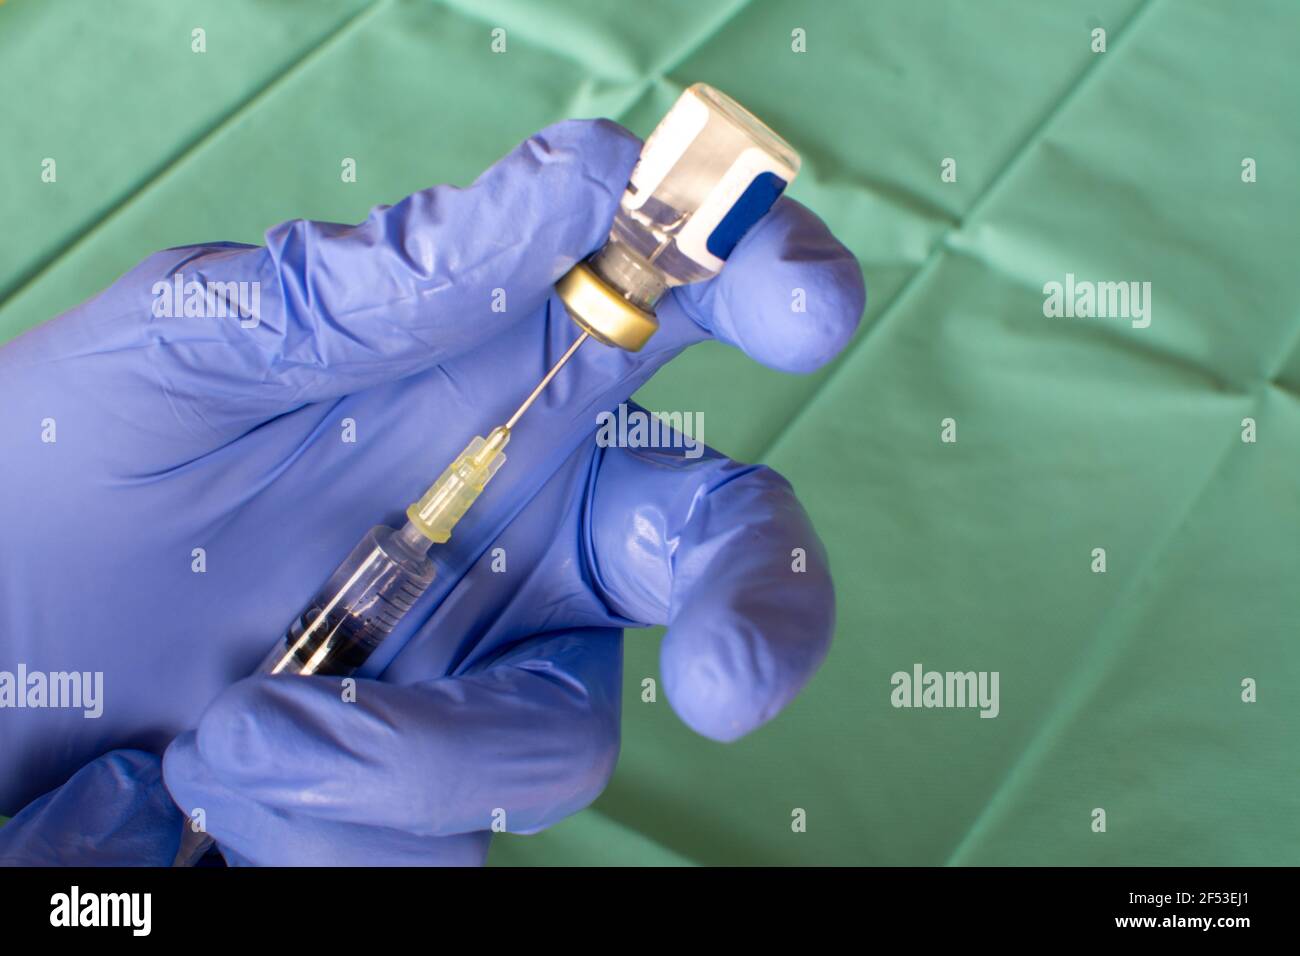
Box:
[406, 426, 511, 543]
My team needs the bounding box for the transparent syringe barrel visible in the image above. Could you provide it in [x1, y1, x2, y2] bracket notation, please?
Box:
[591, 82, 801, 310]
[258, 521, 435, 678]
[172, 520, 434, 866]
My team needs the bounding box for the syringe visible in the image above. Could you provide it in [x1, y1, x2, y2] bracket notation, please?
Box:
[172, 333, 590, 866]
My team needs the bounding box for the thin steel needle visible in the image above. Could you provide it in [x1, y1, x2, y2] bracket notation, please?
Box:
[503, 331, 590, 430]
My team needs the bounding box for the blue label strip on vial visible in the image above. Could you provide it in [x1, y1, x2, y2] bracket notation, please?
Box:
[706, 171, 788, 261]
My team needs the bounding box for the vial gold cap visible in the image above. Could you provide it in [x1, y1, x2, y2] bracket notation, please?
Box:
[555, 262, 659, 352]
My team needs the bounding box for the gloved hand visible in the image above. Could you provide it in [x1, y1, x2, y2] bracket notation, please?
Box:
[0, 119, 863, 866]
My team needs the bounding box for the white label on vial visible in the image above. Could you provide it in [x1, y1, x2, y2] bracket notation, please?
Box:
[675, 146, 796, 272]
[624, 89, 709, 211]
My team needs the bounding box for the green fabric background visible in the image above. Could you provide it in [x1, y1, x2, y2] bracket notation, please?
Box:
[1, 0, 1295, 865]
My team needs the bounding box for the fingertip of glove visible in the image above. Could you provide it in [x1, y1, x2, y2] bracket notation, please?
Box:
[659, 518, 836, 744]
[681, 198, 866, 374]
[468, 118, 641, 281]
[523, 118, 641, 166]
[663, 652, 780, 744]
[662, 609, 821, 744]
[510, 118, 641, 208]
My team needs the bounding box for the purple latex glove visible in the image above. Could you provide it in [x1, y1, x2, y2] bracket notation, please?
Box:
[0, 119, 863, 866]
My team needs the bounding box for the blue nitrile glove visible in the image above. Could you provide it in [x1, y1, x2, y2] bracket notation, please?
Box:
[0, 119, 864, 866]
